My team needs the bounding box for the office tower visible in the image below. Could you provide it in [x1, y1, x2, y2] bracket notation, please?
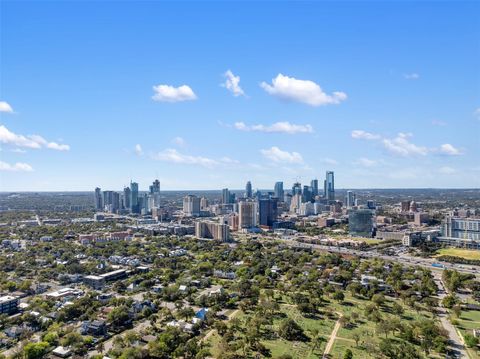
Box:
[367, 200, 376, 210]
[239, 200, 258, 229]
[401, 200, 411, 212]
[259, 198, 278, 227]
[311, 179, 319, 197]
[299, 202, 314, 216]
[303, 185, 313, 203]
[409, 201, 418, 212]
[183, 195, 201, 217]
[324, 171, 335, 201]
[274, 181, 284, 201]
[102, 191, 120, 213]
[440, 216, 480, 244]
[149, 179, 161, 208]
[348, 209, 375, 237]
[290, 194, 302, 213]
[292, 182, 302, 196]
[94, 187, 103, 211]
[195, 221, 230, 241]
[222, 188, 231, 204]
[284, 193, 292, 206]
[130, 181, 139, 213]
[345, 190, 356, 209]
[245, 181, 253, 198]
[200, 197, 209, 210]
[123, 186, 131, 210]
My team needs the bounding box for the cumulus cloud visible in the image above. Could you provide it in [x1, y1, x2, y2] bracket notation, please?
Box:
[438, 143, 462, 156]
[0, 161, 33, 172]
[134, 144, 143, 156]
[260, 146, 303, 163]
[153, 149, 218, 168]
[355, 157, 378, 167]
[152, 84, 197, 102]
[222, 70, 245, 97]
[260, 74, 347, 106]
[171, 137, 186, 147]
[404, 73, 420, 80]
[438, 166, 456, 175]
[0, 101, 13, 113]
[351, 130, 381, 140]
[234, 121, 313, 134]
[0, 125, 70, 151]
[382, 133, 428, 156]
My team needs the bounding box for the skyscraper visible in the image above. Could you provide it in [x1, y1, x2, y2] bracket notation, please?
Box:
[345, 190, 356, 209]
[245, 181, 253, 198]
[123, 187, 132, 210]
[324, 171, 335, 201]
[259, 198, 278, 227]
[311, 179, 319, 197]
[149, 179, 161, 208]
[222, 188, 232, 204]
[348, 209, 375, 237]
[303, 185, 313, 203]
[130, 181, 139, 213]
[94, 187, 103, 211]
[292, 182, 302, 196]
[183, 195, 201, 217]
[274, 181, 284, 200]
[239, 200, 258, 229]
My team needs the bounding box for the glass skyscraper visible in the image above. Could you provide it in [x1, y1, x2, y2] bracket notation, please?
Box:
[324, 171, 335, 201]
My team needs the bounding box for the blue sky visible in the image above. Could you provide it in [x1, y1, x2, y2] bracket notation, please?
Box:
[1, 1, 479, 191]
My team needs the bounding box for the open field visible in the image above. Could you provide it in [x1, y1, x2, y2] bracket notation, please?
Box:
[436, 248, 480, 260]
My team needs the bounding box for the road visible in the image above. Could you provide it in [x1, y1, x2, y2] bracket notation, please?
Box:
[277, 238, 480, 277]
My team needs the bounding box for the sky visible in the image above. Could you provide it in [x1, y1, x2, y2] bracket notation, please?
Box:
[0, 1, 479, 191]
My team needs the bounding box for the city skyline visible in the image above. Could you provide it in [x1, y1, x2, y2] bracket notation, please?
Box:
[1, 1, 479, 191]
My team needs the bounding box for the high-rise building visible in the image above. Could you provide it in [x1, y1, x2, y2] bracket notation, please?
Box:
[348, 209, 375, 237]
[324, 171, 335, 201]
[292, 182, 302, 196]
[311, 179, 319, 197]
[149, 179, 161, 208]
[303, 185, 313, 203]
[245, 181, 253, 198]
[200, 197, 209, 210]
[130, 181, 139, 213]
[102, 191, 120, 213]
[222, 188, 231, 204]
[345, 190, 356, 209]
[94, 188, 103, 211]
[274, 182, 284, 200]
[183, 195, 201, 217]
[195, 221, 230, 241]
[239, 200, 258, 229]
[259, 198, 278, 227]
[123, 186, 131, 210]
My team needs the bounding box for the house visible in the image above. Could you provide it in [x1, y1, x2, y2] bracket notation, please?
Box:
[152, 284, 164, 293]
[195, 308, 209, 321]
[179, 285, 187, 292]
[52, 346, 72, 358]
[80, 320, 107, 336]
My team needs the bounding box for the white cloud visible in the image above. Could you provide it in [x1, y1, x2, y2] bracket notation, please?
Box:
[260, 146, 303, 163]
[438, 166, 456, 175]
[172, 137, 186, 147]
[0, 161, 33, 172]
[134, 144, 143, 156]
[404, 73, 420, 80]
[351, 130, 381, 140]
[222, 70, 245, 97]
[431, 119, 447, 126]
[152, 84, 197, 102]
[355, 157, 378, 167]
[438, 143, 462, 156]
[475, 108, 480, 120]
[0, 125, 70, 151]
[321, 158, 338, 165]
[381, 133, 428, 156]
[153, 149, 218, 168]
[0, 101, 13, 113]
[260, 74, 347, 106]
[234, 121, 313, 134]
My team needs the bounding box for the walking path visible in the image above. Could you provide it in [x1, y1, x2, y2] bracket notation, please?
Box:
[323, 312, 342, 357]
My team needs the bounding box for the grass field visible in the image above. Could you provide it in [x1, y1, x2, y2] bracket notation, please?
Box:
[436, 248, 480, 260]
[451, 309, 480, 359]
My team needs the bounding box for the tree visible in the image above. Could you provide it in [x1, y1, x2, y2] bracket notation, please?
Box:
[23, 342, 49, 359]
[278, 318, 306, 341]
[352, 331, 362, 347]
[344, 349, 353, 359]
[333, 291, 345, 302]
[464, 334, 479, 348]
[452, 305, 462, 318]
[392, 302, 404, 316]
[108, 306, 130, 329]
